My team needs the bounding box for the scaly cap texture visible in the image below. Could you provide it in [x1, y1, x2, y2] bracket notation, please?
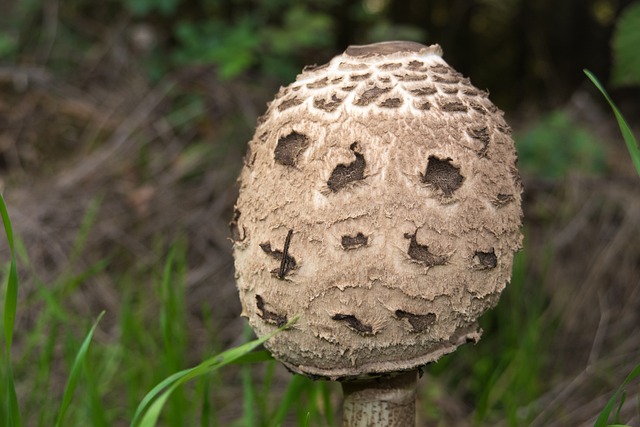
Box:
[232, 41, 523, 380]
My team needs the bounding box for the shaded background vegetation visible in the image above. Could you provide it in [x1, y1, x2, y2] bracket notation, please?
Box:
[0, 0, 639, 426]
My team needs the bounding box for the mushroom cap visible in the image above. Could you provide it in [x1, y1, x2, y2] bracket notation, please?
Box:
[232, 41, 523, 380]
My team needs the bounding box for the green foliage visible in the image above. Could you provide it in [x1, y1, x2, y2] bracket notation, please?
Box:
[584, 69, 640, 176]
[130, 321, 295, 427]
[157, 243, 188, 425]
[585, 69, 640, 427]
[516, 111, 606, 178]
[172, 18, 259, 80]
[0, 193, 22, 427]
[611, 2, 640, 87]
[169, 3, 335, 81]
[594, 364, 640, 427]
[119, 0, 342, 81]
[0, 194, 334, 426]
[237, 353, 336, 427]
[54, 312, 105, 427]
[0, 32, 17, 59]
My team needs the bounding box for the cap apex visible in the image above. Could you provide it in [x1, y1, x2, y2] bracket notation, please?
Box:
[345, 41, 443, 58]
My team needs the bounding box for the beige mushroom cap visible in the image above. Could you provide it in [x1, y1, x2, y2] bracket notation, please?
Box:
[232, 41, 523, 380]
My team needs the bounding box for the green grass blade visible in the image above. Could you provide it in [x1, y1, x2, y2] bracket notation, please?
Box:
[159, 245, 184, 365]
[54, 311, 105, 427]
[0, 194, 17, 353]
[199, 376, 212, 427]
[269, 374, 308, 427]
[2, 363, 21, 427]
[157, 243, 187, 425]
[231, 350, 273, 364]
[317, 381, 335, 427]
[85, 354, 110, 427]
[131, 317, 298, 427]
[130, 369, 191, 425]
[614, 390, 627, 424]
[241, 362, 257, 427]
[593, 363, 640, 427]
[584, 69, 640, 175]
[135, 348, 258, 427]
[0, 193, 23, 427]
[241, 324, 257, 427]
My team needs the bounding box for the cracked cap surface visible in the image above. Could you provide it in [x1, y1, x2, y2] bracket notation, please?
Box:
[231, 41, 523, 380]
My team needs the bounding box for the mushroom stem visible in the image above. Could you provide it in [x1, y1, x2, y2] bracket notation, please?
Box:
[341, 370, 417, 427]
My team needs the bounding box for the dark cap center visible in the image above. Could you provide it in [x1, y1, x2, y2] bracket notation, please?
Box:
[345, 41, 429, 57]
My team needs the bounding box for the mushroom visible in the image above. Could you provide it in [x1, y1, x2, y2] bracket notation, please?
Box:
[231, 41, 523, 426]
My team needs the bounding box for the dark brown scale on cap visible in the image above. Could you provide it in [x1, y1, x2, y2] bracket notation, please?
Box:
[421, 156, 464, 196]
[354, 87, 392, 106]
[331, 313, 374, 335]
[395, 310, 437, 332]
[327, 143, 366, 192]
[256, 295, 288, 327]
[259, 230, 296, 279]
[274, 131, 309, 166]
[440, 101, 468, 112]
[277, 96, 303, 111]
[474, 249, 498, 269]
[404, 232, 448, 267]
[467, 126, 491, 156]
[341, 232, 368, 249]
[307, 77, 329, 89]
[379, 98, 403, 108]
[313, 94, 344, 113]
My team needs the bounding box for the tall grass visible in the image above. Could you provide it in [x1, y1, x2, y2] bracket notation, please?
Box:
[0, 193, 334, 426]
[130, 324, 288, 427]
[584, 69, 640, 427]
[54, 311, 105, 427]
[1, 192, 21, 427]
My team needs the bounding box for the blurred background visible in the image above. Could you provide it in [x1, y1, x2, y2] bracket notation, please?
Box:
[0, 0, 639, 425]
